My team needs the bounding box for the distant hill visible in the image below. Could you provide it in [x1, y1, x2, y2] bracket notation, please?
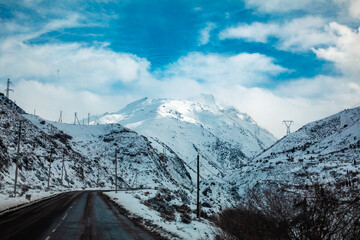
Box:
[228, 107, 360, 194]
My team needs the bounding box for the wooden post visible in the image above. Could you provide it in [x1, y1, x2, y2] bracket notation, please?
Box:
[14, 120, 22, 196]
[61, 151, 65, 185]
[97, 158, 100, 188]
[47, 148, 53, 190]
[197, 154, 201, 219]
[115, 149, 118, 193]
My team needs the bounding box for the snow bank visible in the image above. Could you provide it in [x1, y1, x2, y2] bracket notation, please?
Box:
[104, 190, 217, 240]
[0, 190, 60, 213]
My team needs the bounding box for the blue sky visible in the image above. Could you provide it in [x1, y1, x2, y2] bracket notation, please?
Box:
[1, 0, 360, 137]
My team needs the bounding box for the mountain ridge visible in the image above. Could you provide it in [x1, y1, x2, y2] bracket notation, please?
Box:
[229, 106, 360, 195]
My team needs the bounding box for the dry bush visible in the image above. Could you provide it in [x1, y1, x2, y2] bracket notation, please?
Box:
[143, 191, 176, 222]
[214, 184, 360, 240]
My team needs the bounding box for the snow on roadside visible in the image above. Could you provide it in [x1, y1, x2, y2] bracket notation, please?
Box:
[0, 187, 98, 214]
[104, 190, 217, 240]
[0, 190, 60, 214]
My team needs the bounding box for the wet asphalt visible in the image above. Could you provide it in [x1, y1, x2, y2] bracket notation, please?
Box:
[0, 191, 156, 240]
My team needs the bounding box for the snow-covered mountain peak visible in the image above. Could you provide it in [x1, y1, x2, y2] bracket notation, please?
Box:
[188, 94, 217, 107]
[104, 95, 259, 128]
[91, 96, 276, 180]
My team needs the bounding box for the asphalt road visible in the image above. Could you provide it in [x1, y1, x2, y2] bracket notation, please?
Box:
[0, 191, 156, 240]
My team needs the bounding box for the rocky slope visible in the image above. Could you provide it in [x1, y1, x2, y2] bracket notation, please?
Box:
[0, 102, 87, 194]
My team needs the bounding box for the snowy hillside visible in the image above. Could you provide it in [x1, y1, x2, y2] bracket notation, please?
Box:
[0, 103, 89, 195]
[0, 93, 25, 114]
[27, 117, 239, 215]
[230, 107, 360, 194]
[0, 98, 191, 195]
[0, 96, 240, 220]
[91, 95, 276, 181]
[26, 115, 192, 191]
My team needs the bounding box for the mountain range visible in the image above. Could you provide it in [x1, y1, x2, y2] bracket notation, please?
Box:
[1, 94, 359, 216]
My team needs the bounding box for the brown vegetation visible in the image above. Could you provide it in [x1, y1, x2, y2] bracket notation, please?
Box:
[214, 184, 360, 240]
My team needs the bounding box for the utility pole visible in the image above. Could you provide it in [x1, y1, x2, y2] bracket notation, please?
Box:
[132, 172, 138, 189]
[61, 150, 65, 185]
[115, 149, 118, 193]
[82, 157, 85, 188]
[13, 120, 22, 197]
[197, 154, 201, 219]
[97, 159, 100, 188]
[34, 109, 36, 116]
[74, 112, 81, 125]
[5, 78, 14, 99]
[283, 120, 294, 135]
[47, 148, 54, 190]
[88, 113, 90, 125]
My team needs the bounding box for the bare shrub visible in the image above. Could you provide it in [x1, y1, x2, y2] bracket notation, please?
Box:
[214, 184, 360, 240]
[143, 192, 176, 222]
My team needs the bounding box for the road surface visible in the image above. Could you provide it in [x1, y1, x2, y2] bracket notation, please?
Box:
[0, 191, 156, 240]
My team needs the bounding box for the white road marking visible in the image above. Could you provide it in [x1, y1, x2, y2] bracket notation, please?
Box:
[62, 212, 68, 220]
[50, 209, 70, 235]
[45, 236, 50, 240]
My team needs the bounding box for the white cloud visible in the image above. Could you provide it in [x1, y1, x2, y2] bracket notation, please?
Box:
[244, 0, 313, 12]
[348, 0, 360, 18]
[243, 0, 351, 15]
[313, 22, 360, 78]
[220, 16, 336, 52]
[5, 80, 135, 123]
[219, 22, 279, 43]
[0, 10, 150, 93]
[198, 22, 216, 46]
[244, 0, 360, 22]
[210, 77, 360, 138]
[162, 52, 287, 86]
[245, 0, 314, 12]
[43, 14, 83, 32]
[0, 40, 150, 92]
